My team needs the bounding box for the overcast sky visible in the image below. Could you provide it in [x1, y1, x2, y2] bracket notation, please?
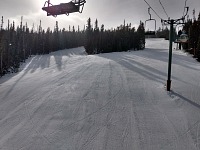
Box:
[0, 0, 200, 31]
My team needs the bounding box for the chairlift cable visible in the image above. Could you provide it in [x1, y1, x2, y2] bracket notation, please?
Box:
[143, 0, 163, 20]
[159, 0, 169, 19]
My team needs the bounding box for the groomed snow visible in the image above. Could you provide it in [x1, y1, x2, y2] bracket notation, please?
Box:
[0, 39, 200, 150]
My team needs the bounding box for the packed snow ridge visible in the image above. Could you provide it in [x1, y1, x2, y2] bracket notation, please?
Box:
[0, 38, 200, 150]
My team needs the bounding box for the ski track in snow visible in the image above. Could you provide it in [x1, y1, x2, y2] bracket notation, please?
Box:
[0, 41, 200, 149]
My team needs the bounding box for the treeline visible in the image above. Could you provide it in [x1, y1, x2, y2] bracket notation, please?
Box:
[146, 27, 177, 40]
[182, 12, 200, 61]
[0, 16, 146, 76]
[85, 18, 145, 54]
[154, 27, 169, 39]
[0, 16, 85, 76]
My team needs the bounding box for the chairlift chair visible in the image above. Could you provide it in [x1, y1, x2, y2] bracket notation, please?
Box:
[145, 7, 156, 35]
[42, 0, 86, 17]
[175, 25, 189, 43]
[174, 25, 188, 50]
[179, 33, 188, 43]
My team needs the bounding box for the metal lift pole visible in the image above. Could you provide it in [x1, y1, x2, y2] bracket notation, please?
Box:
[164, 7, 189, 91]
[167, 19, 174, 91]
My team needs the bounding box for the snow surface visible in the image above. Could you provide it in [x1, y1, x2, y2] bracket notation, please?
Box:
[1, 39, 200, 150]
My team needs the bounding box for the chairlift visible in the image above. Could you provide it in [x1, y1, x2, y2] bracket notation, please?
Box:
[175, 25, 189, 43]
[178, 32, 188, 43]
[42, 0, 86, 17]
[174, 25, 188, 50]
[145, 7, 156, 35]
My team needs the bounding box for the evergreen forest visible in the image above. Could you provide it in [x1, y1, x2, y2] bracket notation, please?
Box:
[0, 16, 85, 76]
[85, 18, 145, 54]
[182, 12, 200, 61]
[0, 16, 145, 77]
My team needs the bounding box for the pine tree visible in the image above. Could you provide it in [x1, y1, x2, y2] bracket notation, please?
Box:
[94, 19, 100, 53]
[0, 30, 5, 75]
[85, 18, 93, 54]
[196, 12, 200, 60]
[198, 12, 200, 21]
[53, 21, 59, 51]
[1, 16, 4, 31]
[136, 21, 145, 50]
[99, 24, 104, 53]
[197, 35, 200, 61]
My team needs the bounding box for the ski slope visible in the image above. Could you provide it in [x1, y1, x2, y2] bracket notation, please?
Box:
[1, 38, 200, 150]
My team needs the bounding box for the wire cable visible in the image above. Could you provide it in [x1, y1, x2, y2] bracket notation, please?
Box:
[143, 0, 163, 20]
[159, 0, 169, 19]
